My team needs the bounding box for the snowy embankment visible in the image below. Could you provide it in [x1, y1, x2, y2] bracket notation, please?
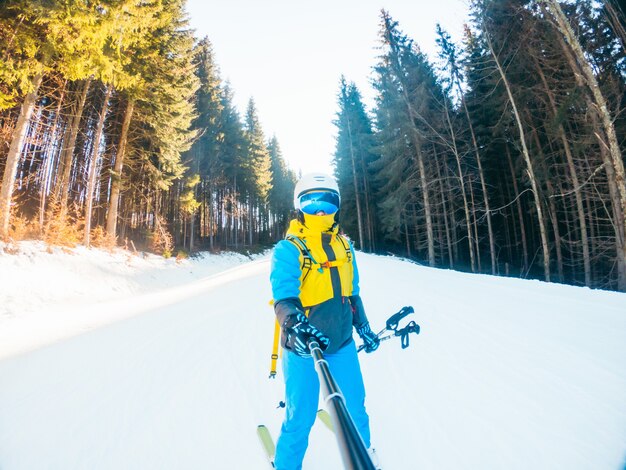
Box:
[0, 241, 262, 359]
[1, 242, 625, 470]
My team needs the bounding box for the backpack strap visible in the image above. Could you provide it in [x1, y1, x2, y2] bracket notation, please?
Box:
[285, 235, 316, 278]
[269, 317, 281, 379]
[286, 233, 351, 274]
[336, 234, 353, 263]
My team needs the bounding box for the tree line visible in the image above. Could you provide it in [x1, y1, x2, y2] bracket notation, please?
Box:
[2, 0, 625, 292]
[0, 0, 296, 256]
[334, 0, 626, 291]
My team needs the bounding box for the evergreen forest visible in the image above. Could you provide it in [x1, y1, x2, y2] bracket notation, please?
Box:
[0, 0, 296, 257]
[1, 0, 625, 291]
[334, 1, 626, 291]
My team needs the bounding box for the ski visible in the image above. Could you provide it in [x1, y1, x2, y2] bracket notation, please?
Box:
[316, 409, 334, 433]
[257, 425, 276, 468]
[317, 409, 382, 468]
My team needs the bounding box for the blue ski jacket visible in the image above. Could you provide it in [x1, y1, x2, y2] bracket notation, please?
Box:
[270, 214, 369, 354]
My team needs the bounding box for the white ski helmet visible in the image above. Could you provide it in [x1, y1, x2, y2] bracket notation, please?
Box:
[293, 173, 341, 215]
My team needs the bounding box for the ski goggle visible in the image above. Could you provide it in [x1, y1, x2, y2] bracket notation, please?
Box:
[298, 190, 340, 215]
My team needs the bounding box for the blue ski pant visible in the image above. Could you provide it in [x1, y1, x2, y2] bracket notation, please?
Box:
[274, 340, 370, 470]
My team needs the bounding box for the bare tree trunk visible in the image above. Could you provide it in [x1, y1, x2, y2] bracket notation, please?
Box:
[486, 33, 551, 281]
[500, 178, 514, 269]
[359, 154, 374, 252]
[189, 206, 195, 253]
[604, 0, 626, 54]
[232, 195, 236, 248]
[557, 22, 626, 289]
[346, 115, 364, 250]
[217, 188, 223, 249]
[39, 80, 67, 230]
[249, 198, 253, 247]
[436, 153, 454, 267]
[182, 214, 187, 250]
[404, 213, 411, 258]
[55, 77, 92, 213]
[506, 145, 529, 273]
[364, 178, 374, 251]
[455, 80, 496, 274]
[468, 175, 482, 272]
[594, 129, 626, 288]
[0, 72, 43, 239]
[382, 18, 436, 266]
[542, 0, 626, 289]
[443, 99, 475, 272]
[209, 181, 214, 250]
[106, 98, 134, 239]
[533, 57, 591, 285]
[84, 85, 112, 246]
[532, 128, 564, 281]
[416, 145, 436, 266]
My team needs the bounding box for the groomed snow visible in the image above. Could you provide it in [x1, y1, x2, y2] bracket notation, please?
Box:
[0, 241, 264, 358]
[0, 242, 625, 469]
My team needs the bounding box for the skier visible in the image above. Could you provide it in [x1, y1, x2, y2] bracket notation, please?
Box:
[270, 172, 380, 469]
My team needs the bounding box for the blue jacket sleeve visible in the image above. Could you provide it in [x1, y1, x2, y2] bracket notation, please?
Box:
[270, 240, 304, 325]
[348, 243, 369, 327]
[270, 240, 302, 301]
[350, 242, 360, 296]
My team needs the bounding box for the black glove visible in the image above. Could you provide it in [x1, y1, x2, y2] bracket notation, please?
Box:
[283, 312, 330, 357]
[356, 322, 379, 353]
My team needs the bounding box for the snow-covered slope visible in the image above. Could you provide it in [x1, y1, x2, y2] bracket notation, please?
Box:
[0, 242, 262, 358]
[0, 244, 625, 470]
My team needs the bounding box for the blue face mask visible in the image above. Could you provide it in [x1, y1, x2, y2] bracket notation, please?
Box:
[299, 190, 340, 215]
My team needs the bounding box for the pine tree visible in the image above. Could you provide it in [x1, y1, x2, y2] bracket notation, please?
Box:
[267, 136, 295, 240]
[180, 37, 224, 250]
[373, 11, 453, 266]
[539, 0, 626, 289]
[0, 0, 164, 240]
[125, 0, 199, 250]
[243, 99, 272, 200]
[436, 24, 497, 274]
[242, 99, 271, 245]
[333, 77, 378, 251]
[216, 83, 246, 248]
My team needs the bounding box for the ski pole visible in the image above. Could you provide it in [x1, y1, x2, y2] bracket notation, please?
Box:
[308, 339, 376, 470]
[374, 320, 420, 349]
[373, 306, 414, 338]
[384, 306, 414, 333]
[358, 306, 417, 353]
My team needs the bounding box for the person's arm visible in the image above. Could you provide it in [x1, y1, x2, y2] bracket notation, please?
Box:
[348, 244, 379, 353]
[348, 242, 369, 326]
[270, 240, 329, 355]
[270, 240, 303, 325]
[350, 294, 369, 327]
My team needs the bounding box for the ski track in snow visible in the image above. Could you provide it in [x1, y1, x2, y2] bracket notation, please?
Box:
[1, 249, 626, 469]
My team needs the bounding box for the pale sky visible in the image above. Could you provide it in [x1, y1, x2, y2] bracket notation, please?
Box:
[184, 0, 469, 175]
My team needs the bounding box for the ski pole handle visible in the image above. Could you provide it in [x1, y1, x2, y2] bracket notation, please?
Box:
[386, 306, 414, 331]
[357, 333, 394, 352]
[399, 321, 420, 349]
[373, 305, 414, 338]
[358, 319, 420, 352]
[357, 306, 416, 353]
